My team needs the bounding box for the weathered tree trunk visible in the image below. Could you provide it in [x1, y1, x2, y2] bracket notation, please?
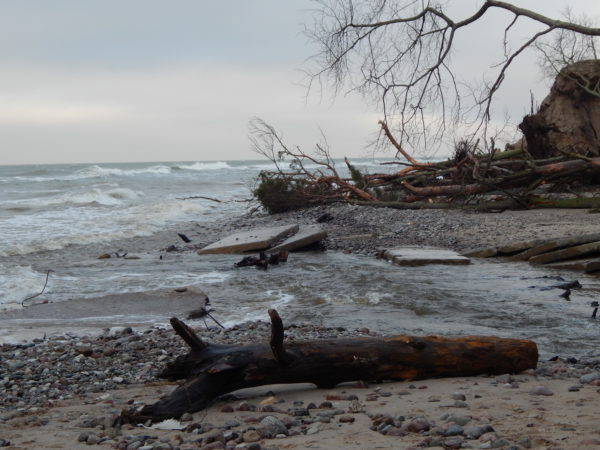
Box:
[520, 60, 600, 159]
[121, 312, 538, 423]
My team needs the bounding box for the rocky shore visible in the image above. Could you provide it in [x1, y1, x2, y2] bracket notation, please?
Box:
[3, 204, 600, 449]
[184, 203, 600, 256]
[2, 320, 600, 449]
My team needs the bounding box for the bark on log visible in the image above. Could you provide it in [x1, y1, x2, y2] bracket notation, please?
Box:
[121, 314, 538, 423]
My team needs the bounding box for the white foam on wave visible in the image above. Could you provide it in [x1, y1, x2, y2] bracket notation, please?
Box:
[196, 271, 231, 283]
[0, 264, 49, 306]
[11, 164, 172, 182]
[0, 200, 207, 257]
[217, 290, 296, 328]
[77, 164, 172, 178]
[1, 187, 143, 208]
[175, 161, 232, 171]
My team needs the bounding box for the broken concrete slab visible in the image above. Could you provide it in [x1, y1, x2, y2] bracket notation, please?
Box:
[269, 225, 327, 252]
[383, 247, 471, 266]
[198, 224, 299, 254]
[529, 240, 600, 265]
[510, 232, 600, 261]
[545, 257, 600, 273]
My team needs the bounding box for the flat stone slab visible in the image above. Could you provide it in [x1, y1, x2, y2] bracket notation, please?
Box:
[269, 225, 327, 252]
[545, 257, 600, 273]
[198, 224, 299, 254]
[529, 240, 600, 265]
[383, 247, 470, 266]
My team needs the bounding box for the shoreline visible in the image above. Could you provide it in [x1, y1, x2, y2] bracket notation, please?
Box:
[2, 320, 600, 449]
[3, 204, 600, 448]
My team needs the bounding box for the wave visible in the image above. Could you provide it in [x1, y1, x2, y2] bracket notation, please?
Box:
[0, 200, 208, 257]
[76, 164, 172, 178]
[0, 265, 49, 306]
[0, 187, 143, 209]
[174, 161, 232, 171]
[10, 164, 173, 182]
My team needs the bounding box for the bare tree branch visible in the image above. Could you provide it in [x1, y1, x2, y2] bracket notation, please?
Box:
[306, 0, 600, 156]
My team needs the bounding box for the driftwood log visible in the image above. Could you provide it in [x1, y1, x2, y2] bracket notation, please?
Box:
[122, 311, 538, 423]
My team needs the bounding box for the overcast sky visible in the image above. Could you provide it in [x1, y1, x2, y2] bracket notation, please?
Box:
[0, 1, 599, 165]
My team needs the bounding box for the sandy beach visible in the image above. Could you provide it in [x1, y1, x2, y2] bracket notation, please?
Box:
[3, 204, 600, 449]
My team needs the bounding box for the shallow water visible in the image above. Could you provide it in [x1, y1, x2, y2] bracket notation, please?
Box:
[3, 160, 600, 358]
[3, 247, 600, 359]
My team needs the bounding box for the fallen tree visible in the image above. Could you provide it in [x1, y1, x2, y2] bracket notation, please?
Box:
[121, 310, 538, 423]
[249, 2, 600, 212]
[251, 114, 600, 212]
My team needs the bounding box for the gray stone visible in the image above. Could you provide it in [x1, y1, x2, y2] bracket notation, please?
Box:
[305, 424, 321, 435]
[447, 415, 471, 426]
[180, 412, 193, 422]
[384, 247, 470, 266]
[243, 430, 261, 443]
[516, 437, 532, 449]
[444, 424, 464, 436]
[404, 418, 432, 433]
[452, 392, 467, 401]
[198, 224, 299, 254]
[443, 436, 464, 449]
[580, 372, 600, 384]
[259, 416, 288, 438]
[466, 425, 494, 439]
[268, 225, 327, 252]
[528, 385, 554, 396]
[85, 434, 101, 445]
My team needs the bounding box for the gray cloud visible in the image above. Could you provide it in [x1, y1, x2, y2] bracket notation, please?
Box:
[0, 1, 598, 164]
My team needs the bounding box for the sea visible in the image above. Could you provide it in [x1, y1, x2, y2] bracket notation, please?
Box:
[2, 159, 600, 358]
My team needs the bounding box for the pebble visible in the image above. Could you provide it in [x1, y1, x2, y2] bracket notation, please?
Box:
[242, 430, 261, 443]
[528, 386, 554, 396]
[580, 372, 600, 384]
[305, 424, 320, 435]
[444, 424, 464, 436]
[446, 415, 471, 426]
[259, 416, 288, 438]
[452, 392, 466, 401]
[404, 418, 431, 433]
[466, 424, 494, 439]
[443, 437, 463, 449]
[3, 293, 600, 450]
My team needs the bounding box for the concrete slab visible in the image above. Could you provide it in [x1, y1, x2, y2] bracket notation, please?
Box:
[529, 240, 600, 265]
[545, 257, 600, 273]
[383, 247, 471, 266]
[510, 233, 600, 261]
[198, 224, 299, 254]
[269, 225, 327, 252]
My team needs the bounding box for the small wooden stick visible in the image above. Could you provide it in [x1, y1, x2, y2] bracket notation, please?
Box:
[268, 309, 289, 365]
[170, 317, 207, 352]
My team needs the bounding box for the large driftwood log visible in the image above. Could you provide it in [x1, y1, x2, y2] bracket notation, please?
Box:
[122, 311, 538, 423]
